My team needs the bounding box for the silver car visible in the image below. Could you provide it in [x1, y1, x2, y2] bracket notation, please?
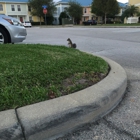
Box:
[0, 14, 27, 44]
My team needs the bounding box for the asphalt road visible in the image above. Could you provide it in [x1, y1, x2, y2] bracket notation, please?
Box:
[23, 26, 140, 140]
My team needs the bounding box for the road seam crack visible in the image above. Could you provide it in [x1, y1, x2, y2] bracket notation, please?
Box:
[15, 108, 27, 140]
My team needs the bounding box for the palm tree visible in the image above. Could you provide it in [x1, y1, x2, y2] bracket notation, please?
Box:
[137, 12, 140, 17]
[129, 5, 139, 16]
[122, 5, 139, 18]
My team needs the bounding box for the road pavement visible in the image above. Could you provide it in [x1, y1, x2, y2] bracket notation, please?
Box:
[23, 26, 140, 140]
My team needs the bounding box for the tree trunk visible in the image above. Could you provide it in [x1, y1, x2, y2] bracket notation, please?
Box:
[105, 13, 107, 24]
[40, 16, 41, 25]
[73, 18, 75, 24]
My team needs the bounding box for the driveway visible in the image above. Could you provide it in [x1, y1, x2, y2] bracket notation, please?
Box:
[23, 27, 140, 140]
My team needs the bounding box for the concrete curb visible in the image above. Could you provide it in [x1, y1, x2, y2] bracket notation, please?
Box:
[39, 25, 140, 28]
[0, 56, 127, 140]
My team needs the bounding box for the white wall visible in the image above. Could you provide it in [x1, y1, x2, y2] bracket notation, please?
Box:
[5, 3, 28, 21]
[127, 17, 138, 23]
[53, 2, 69, 25]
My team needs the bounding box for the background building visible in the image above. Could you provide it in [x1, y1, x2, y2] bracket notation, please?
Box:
[53, 0, 69, 25]
[128, 0, 140, 23]
[53, 0, 128, 25]
[0, 0, 130, 24]
[0, 0, 29, 22]
[0, 0, 42, 23]
[53, 0, 97, 25]
[129, 0, 140, 8]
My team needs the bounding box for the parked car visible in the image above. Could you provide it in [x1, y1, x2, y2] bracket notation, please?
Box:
[23, 21, 32, 27]
[0, 14, 27, 44]
[83, 20, 97, 25]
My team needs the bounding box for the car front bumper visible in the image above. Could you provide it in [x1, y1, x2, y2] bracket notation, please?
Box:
[6, 25, 27, 43]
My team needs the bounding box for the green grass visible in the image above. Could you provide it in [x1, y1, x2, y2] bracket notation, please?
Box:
[0, 44, 109, 111]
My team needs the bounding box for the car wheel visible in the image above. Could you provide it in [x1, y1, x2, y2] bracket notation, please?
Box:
[0, 28, 8, 44]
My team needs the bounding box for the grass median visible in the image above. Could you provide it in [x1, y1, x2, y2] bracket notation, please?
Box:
[0, 44, 109, 111]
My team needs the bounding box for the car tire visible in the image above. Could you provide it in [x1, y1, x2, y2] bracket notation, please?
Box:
[0, 28, 8, 44]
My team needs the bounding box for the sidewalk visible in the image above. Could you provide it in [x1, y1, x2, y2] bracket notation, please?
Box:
[0, 56, 127, 140]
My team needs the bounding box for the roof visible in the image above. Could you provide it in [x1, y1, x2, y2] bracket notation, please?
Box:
[0, 0, 28, 2]
[57, 0, 127, 7]
[0, 0, 127, 7]
[57, 0, 92, 6]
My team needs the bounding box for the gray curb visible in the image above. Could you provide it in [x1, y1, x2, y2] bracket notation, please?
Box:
[0, 56, 127, 140]
[40, 25, 140, 28]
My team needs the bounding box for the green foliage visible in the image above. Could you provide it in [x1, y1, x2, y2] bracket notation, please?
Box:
[121, 5, 139, 20]
[0, 44, 108, 111]
[137, 12, 140, 17]
[59, 11, 69, 25]
[91, 0, 119, 24]
[66, 0, 83, 24]
[91, 0, 105, 16]
[106, 0, 120, 17]
[46, 15, 54, 25]
[28, 0, 56, 24]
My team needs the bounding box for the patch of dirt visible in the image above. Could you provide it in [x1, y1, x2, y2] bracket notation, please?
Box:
[48, 71, 109, 99]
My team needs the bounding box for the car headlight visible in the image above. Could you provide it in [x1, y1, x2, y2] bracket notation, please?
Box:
[3, 17, 23, 26]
